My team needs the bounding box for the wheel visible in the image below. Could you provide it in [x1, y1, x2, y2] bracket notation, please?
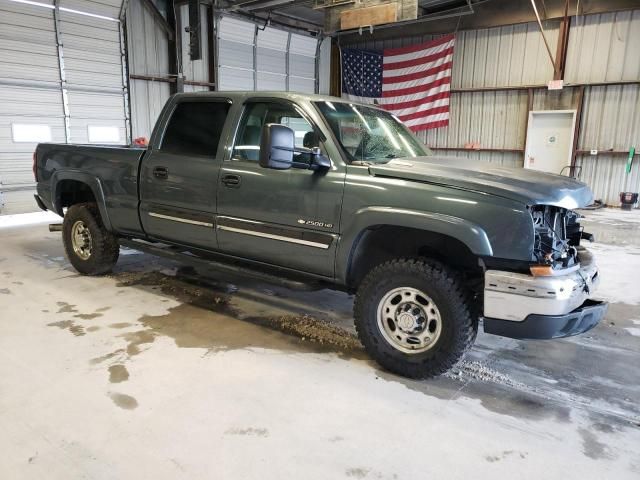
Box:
[62, 203, 119, 275]
[354, 258, 477, 378]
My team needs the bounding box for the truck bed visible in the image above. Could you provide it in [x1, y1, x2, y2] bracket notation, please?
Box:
[35, 143, 146, 235]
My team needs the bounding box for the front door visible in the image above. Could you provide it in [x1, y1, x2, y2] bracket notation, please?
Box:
[524, 110, 577, 175]
[140, 98, 232, 249]
[216, 100, 345, 278]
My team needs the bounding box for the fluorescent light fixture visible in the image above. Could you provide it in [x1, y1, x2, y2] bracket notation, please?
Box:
[12, 124, 52, 143]
[88, 126, 120, 143]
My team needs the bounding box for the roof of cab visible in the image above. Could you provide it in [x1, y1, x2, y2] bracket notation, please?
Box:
[171, 91, 368, 105]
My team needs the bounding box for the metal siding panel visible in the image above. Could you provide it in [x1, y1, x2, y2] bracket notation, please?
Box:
[289, 53, 315, 79]
[575, 84, 640, 205]
[59, 0, 121, 19]
[218, 39, 254, 71]
[0, 1, 62, 186]
[126, 0, 171, 139]
[257, 72, 286, 91]
[0, 86, 66, 186]
[288, 76, 314, 93]
[348, 22, 557, 89]
[566, 9, 640, 83]
[219, 67, 254, 91]
[257, 47, 286, 75]
[219, 16, 255, 43]
[179, 4, 209, 84]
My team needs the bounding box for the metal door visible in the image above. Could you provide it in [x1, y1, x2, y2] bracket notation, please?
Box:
[524, 110, 577, 175]
[139, 99, 232, 249]
[216, 100, 345, 278]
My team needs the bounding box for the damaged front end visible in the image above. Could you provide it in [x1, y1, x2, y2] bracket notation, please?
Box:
[482, 204, 607, 339]
[529, 205, 594, 273]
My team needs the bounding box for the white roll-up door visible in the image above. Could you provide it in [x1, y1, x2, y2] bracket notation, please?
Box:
[0, 0, 129, 190]
[59, 10, 128, 144]
[288, 33, 317, 94]
[218, 16, 256, 91]
[216, 15, 318, 94]
[257, 27, 288, 91]
[0, 0, 64, 188]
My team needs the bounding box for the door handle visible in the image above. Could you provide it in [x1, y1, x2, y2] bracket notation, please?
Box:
[153, 166, 169, 179]
[221, 174, 241, 188]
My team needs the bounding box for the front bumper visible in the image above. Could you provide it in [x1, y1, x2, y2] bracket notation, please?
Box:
[484, 299, 607, 339]
[482, 248, 606, 339]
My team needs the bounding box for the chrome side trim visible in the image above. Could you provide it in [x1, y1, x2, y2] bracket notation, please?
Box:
[149, 212, 213, 228]
[218, 225, 330, 249]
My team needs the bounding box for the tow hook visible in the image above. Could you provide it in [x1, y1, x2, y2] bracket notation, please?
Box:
[49, 224, 63, 232]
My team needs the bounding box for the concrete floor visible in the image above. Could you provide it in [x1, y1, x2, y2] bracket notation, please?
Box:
[1, 208, 639, 479]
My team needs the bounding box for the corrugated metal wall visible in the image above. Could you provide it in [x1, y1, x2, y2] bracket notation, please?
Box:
[126, 0, 171, 139]
[178, 3, 210, 93]
[345, 11, 640, 205]
[0, 0, 128, 190]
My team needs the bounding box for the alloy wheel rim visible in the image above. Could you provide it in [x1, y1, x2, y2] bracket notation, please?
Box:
[376, 287, 442, 354]
[71, 220, 92, 260]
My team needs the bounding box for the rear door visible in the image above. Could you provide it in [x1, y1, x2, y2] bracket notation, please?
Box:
[140, 98, 232, 249]
[216, 99, 346, 278]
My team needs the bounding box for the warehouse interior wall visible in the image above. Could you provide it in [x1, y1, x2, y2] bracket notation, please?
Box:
[344, 9, 640, 205]
[0, 0, 129, 192]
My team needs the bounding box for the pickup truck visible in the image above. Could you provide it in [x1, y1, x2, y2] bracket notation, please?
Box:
[33, 91, 606, 378]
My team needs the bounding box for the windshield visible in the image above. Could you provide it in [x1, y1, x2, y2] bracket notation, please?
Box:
[315, 101, 431, 164]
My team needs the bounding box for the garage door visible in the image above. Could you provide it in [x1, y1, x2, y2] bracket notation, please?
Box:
[0, 0, 129, 189]
[217, 15, 318, 93]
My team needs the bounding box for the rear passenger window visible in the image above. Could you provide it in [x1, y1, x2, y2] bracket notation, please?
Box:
[161, 101, 230, 156]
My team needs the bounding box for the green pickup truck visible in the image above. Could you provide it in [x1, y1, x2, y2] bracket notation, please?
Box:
[34, 91, 606, 378]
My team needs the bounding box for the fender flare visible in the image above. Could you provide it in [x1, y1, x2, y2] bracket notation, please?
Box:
[50, 170, 113, 231]
[337, 206, 493, 284]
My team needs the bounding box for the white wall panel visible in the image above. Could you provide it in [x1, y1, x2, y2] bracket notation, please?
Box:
[566, 10, 640, 84]
[126, 0, 171, 139]
[178, 4, 209, 84]
[452, 21, 559, 89]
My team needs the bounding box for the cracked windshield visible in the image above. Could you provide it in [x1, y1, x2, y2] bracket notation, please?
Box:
[315, 100, 431, 164]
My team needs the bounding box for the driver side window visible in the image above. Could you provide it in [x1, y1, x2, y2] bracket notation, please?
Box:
[231, 102, 318, 162]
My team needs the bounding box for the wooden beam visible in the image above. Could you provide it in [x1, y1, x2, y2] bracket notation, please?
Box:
[340, 4, 397, 30]
[553, 0, 570, 80]
[570, 85, 585, 168]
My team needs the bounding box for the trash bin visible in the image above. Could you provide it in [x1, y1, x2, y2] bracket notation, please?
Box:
[620, 192, 639, 210]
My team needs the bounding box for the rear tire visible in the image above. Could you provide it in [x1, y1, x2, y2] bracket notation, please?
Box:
[62, 203, 119, 275]
[354, 258, 477, 378]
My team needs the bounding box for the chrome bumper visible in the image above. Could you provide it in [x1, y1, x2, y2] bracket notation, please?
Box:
[484, 248, 600, 322]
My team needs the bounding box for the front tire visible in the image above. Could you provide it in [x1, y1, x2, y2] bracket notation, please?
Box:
[62, 203, 119, 275]
[354, 258, 477, 378]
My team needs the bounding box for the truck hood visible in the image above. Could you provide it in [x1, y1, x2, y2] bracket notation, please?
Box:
[368, 156, 594, 209]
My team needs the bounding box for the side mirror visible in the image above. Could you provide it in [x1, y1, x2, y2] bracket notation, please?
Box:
[259, 123, 294, 170]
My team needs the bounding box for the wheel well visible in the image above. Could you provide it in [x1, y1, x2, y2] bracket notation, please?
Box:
[56, 179, 96, 211]
[347, 225, 482, 289]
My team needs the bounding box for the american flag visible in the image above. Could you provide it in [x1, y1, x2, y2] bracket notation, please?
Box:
[341, 35, 455, 131]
